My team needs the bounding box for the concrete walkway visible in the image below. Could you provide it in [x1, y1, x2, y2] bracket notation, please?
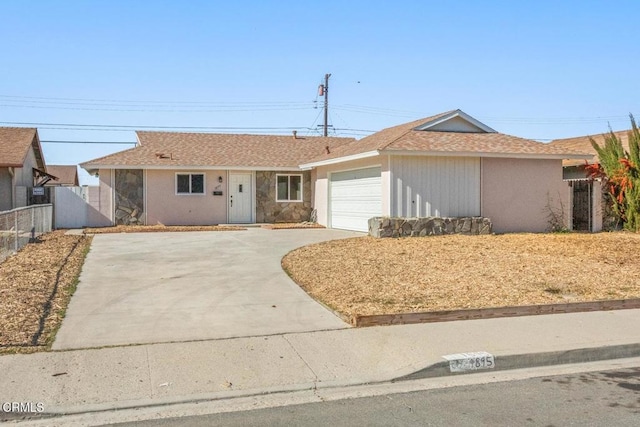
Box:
[2, 309, 640, 420]
[53, 228, 361, 350]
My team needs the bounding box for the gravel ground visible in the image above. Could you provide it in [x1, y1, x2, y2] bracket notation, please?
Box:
[0, 231, 92, 353]
[282, 232, 640, 317]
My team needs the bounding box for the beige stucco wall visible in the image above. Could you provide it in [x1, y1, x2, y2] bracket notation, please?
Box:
[145, 169, 227, 225]
[481, 158, 568, 233]
[15, 148, 38, 187]
[95, 169, 114, 226]
[9, 147, 40, 208]
[313, 156, 387, 227]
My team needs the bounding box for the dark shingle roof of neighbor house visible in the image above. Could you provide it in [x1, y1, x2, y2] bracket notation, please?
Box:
[302, 110, 593, 165]
[80, 132, 355, 170]
[45, 165, 79, 186]
[0, 127, 45, 168]
[550, 129, 633, 167]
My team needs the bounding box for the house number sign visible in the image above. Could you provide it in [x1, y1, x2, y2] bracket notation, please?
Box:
[442, 351, 495, 372]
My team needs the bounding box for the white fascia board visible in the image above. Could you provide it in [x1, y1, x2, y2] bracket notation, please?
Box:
[81, 164, 306, 171]
[414, 110, 497, 133]
[382, 150, 594, 161]
[299, 150, 380, 169]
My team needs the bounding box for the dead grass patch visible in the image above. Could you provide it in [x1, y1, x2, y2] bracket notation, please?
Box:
[282, 233, 640, 318]
[0, 231, 92, 354]
[84, 224, 245, 234]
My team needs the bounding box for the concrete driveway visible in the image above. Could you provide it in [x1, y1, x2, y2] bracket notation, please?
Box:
[53, 228, 362, 350]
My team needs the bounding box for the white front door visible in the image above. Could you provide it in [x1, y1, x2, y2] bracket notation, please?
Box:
[229, 173, 252, 223]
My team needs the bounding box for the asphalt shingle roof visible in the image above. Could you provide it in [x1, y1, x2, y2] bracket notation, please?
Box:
[303, 110, 592, 165]
[550, 130, 633, 166]
[81, 132, 355, 169]
[0, 127, 39, 167]
[45, 165, 79, 185]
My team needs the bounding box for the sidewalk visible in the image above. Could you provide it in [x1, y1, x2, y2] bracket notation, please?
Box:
[1, 309, 640, 416]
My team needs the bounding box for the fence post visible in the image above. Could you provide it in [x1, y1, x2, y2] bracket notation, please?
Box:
[14, 210, 18, 252]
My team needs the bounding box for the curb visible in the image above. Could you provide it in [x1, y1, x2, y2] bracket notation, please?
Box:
[393, 342, 640, 381]
[353, 299, 640, 327]
[27, 343, 640, 420]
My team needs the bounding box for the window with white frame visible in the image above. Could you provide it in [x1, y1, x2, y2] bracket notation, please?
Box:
[276, 174, 302, 202]
[176, 173, 205, 195]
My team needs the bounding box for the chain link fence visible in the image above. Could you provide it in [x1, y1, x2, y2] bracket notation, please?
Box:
[0, 204, 53, 263]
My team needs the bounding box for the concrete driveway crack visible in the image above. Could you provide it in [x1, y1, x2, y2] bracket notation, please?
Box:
[282, 335, 319, 390]
[145, 346, 153, 399]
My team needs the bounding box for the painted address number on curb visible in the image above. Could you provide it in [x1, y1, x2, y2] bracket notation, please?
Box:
[443, 352, 495, 372]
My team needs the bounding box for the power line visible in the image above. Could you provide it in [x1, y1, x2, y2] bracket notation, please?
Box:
[0, 104, 315, 113]
[0, 121, 307, 130]
[0, 94, 312, 106]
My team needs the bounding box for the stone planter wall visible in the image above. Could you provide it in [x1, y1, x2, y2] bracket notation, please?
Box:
[369, 216, 492, 238]
[114, 169, 144, 225]
[255, 171, 312, 223]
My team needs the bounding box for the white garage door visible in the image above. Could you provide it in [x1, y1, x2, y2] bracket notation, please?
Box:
[330, 167, 382, 232]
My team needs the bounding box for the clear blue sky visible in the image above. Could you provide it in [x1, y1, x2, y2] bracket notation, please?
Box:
[2, 1, 638, 184]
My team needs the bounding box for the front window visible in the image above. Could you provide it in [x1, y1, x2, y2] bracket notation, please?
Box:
[176, 173, 205, 195]
[276, 174, 302, 202]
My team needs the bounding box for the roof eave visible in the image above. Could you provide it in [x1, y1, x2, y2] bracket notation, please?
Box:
[380, 149, 594, 160]
[299, 150, 381, 169]
[80, 164, 307, 172]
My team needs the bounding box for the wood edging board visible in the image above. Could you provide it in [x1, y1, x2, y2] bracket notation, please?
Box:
[352, 298, 640, 327]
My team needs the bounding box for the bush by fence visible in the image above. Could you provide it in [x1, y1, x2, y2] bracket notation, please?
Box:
[0, 204, 52, 263]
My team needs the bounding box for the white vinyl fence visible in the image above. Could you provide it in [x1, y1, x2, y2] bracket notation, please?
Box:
[51, 186, 105, 229]
[0, 204, 52, 263]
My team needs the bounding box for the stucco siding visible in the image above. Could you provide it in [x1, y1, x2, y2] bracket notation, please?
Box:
[12, 147, 39, 191]
[145, 169, 227, 225]
[390, 155, 480, 217]
[481, 158, 567, 233]
[0, 168, 12, 211]
[98, 169, 114, 225]
[313, 156, 385, 227]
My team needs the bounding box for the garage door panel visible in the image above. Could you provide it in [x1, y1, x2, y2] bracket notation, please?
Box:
[330, 167, 382, 232]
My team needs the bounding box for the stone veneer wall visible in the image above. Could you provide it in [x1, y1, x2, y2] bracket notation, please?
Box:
[256, 171, 312, 223]
[369, 216, 492, 238]
[114, 169, 144, 225]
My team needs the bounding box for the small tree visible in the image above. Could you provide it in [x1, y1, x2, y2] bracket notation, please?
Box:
[586, 114, 640, 231]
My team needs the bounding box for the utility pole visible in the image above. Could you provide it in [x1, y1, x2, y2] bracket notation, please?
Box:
[318, 73, 331, 136]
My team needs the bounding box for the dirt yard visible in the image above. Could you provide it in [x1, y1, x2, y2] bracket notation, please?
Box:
[0, 231, 92, 354]
[282, 233, 640, 318]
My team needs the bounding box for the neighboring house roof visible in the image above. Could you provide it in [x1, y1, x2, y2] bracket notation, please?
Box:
[301, 110, 593, 168]
[550, 129, 633, 167]
[45, 165, 79, 186]
[0, 127, 46, 168]
[81, 132, 355, 172]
